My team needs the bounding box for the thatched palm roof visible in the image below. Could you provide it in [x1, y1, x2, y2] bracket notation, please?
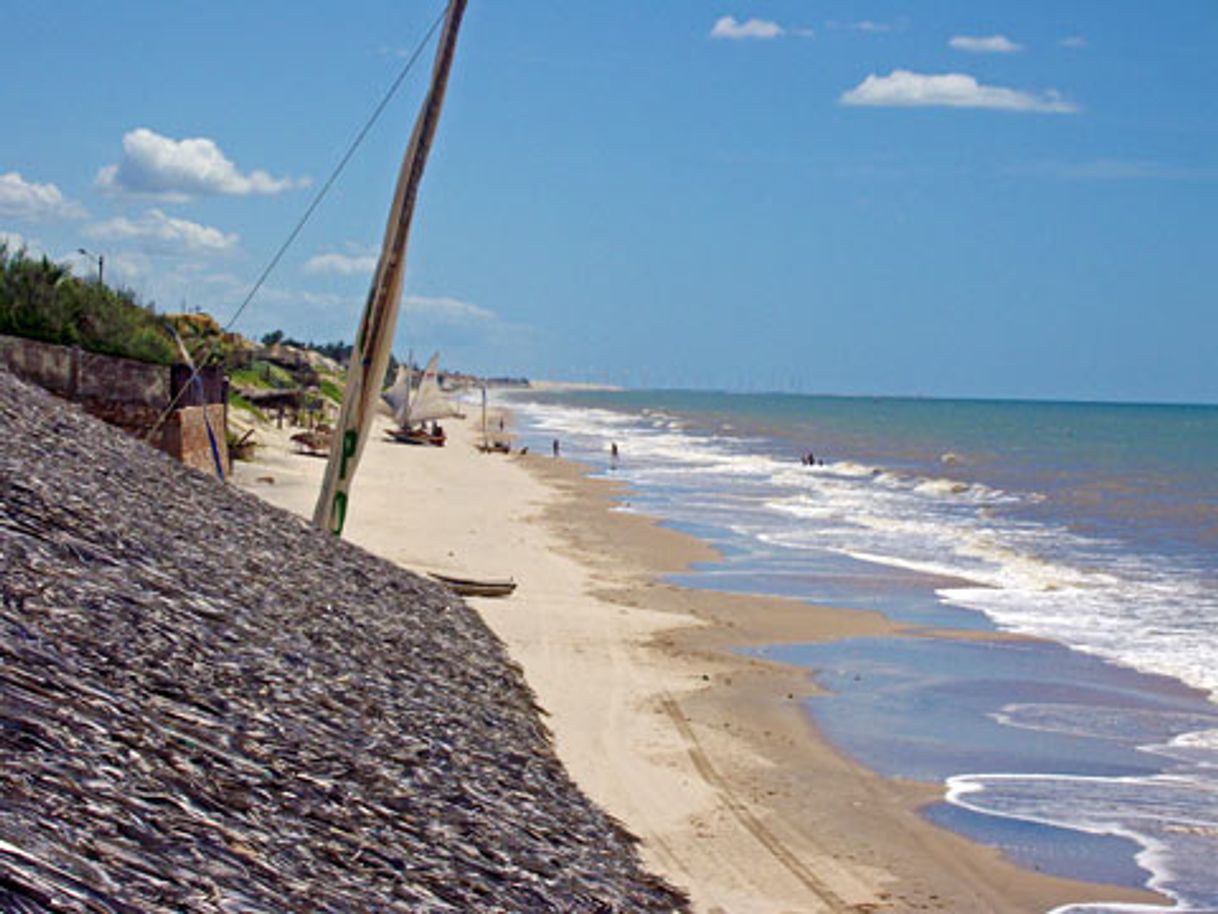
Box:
[0, 369, 686, 913]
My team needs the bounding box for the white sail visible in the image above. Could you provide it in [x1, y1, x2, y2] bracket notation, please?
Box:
[312, 0, 468, 535]
[404, 352, 461, 424]
[381, 363, 412, 425]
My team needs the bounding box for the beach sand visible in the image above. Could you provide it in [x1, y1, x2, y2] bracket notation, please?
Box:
[232, 405, 1163, 913]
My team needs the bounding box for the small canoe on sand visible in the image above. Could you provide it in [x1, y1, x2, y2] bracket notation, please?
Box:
[428, 572, 517, 598]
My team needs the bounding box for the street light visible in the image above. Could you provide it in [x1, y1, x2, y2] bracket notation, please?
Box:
[77, 247, 104, 285]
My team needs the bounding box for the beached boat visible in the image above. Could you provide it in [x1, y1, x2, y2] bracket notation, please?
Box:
[386, 424, 446, 446]
[382, 351, 458, 447]
[475, 384, 511, 453]
[428, 572, 517, 598]
[290, 427, 332, 456]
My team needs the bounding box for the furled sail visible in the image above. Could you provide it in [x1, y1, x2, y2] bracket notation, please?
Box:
[313, 0, 468, 535]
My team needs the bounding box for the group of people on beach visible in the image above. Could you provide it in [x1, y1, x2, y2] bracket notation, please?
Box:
[549, 439, 620, 470]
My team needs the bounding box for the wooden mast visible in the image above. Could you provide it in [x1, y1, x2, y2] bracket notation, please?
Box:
[313, 0, 469, 535]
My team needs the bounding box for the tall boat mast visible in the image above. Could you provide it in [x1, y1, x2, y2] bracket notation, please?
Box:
[313, 0, 469, 535]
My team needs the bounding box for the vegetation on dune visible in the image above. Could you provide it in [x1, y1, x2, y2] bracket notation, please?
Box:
[227, 389, 265, 421]
[165, 312, 250, 367]
[319, 377, 345, 405]
[257, 328, 403, 393]
[0, 250, 475, 404]
[0, 243, 176, 365]
[229, 360, 298, 391]
[0, 244, 386, 429]
[0, 244, 366, 433]
[262, 330, 353, 368]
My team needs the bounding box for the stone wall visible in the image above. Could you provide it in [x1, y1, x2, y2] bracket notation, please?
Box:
[0, 334, 227, 478]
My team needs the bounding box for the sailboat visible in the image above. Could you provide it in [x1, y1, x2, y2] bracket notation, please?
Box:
[475, 384, 510, 453]
[380, 361, 412, 423]
[382, 351, 459, 445]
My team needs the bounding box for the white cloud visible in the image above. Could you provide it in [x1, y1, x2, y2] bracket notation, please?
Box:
[0, 172, 88, 221]
[106, 252, 151, 283]
[841, 70, 1078, 113]
[257, 284, 350, 310]
[85, 208, 237, 254]
[404, 295, 496, 324]
[949, 34, 1023, 54]
[72, 249, 148, 285]
[167, 273, 356, 333]
[1060, 36, 1088, 49]
[710, 16, 784, 40]
[1, 230, 28, 251]
[304, 251, 379, 276]
[202, 273, 351, 312]
[0, 233, 71, 264]
[825, 19, 900, 34]
[95, 128, 307, 200]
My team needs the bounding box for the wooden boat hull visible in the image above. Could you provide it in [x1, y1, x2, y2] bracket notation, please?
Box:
[290, 430, 332, 456]
[386, 428, 445, 447]
[428, 572, 516, 598]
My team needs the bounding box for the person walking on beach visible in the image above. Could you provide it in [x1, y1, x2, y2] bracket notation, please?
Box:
[552, 438, 560, 458]
[610, 441, 619, 469]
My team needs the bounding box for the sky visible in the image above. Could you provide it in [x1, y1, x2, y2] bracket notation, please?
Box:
[2, 2, 1215, 403]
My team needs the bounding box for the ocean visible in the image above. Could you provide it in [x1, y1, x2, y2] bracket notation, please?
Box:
[502, 388, 1218, 914]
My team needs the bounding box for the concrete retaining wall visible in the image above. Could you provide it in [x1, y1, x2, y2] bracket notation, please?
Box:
[0, 334, 228, 478]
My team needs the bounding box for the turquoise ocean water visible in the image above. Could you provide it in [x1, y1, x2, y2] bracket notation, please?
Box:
[504, 389, 1218, 913]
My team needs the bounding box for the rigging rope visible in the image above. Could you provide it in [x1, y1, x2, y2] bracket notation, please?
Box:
[144, 3, 450, 446]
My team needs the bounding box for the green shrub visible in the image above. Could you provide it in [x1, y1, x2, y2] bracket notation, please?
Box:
[230, 360, 296, 391]
[227, 389, 266, 421]
[0, 243, 175, 364]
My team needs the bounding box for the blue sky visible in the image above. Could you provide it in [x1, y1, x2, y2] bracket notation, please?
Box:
[2, 2, 1215, 402]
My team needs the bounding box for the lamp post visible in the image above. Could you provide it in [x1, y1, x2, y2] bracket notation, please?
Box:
[76, 247, 104, 285]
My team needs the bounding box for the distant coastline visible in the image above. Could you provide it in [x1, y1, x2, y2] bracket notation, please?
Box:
[525, 379, 623, 392]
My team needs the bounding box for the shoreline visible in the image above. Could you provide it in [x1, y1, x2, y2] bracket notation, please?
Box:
[231, 407, 1164, 912]
[520, 454, 1168, 913]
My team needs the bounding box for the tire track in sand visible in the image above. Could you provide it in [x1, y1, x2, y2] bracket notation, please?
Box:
[659, 695, 856, 913]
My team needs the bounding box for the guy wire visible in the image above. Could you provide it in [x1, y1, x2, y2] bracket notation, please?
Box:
[145, 2, 450, 444]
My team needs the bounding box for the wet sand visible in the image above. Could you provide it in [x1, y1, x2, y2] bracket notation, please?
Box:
[232, 405, 1164, 913]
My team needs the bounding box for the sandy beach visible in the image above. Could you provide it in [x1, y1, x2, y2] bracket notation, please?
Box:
[231, 405, 1164, 913]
